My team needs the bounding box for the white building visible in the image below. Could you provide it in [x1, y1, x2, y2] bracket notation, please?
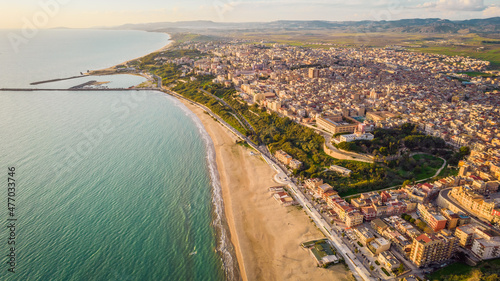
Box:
[329, 165, 352, 176]
[471, 238, 500, 260]
[368, 238, 391, 255]
[338, 132, 375, 143]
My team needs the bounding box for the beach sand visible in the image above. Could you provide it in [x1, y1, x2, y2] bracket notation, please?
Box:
[178, 99, 350, 281]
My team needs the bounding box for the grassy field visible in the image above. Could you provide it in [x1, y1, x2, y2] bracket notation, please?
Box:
[394, 154, 444, 181]
[437, 166, 459, 178]
[459, 71, 499, 77]
[412, 154, 445, 180]
[428, 259, 500, 281]
[428, 262, 473, 280]
[412, 45, 500, 70]
[235, 31, 500, 70]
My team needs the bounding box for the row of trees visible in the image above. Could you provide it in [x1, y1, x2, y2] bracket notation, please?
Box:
[172, 78, 248, 135]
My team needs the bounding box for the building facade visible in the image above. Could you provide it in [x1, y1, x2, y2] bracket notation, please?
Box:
[409, 232, 458, 267]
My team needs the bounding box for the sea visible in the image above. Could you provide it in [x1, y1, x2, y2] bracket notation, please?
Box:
[0, 29, 235, 281]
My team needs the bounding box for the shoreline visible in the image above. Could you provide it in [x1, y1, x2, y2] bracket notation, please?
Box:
[171, 95, 350, 281]
[89, 32, 174, 75]
[93, 33, 350, 280]
[170, 97, 242, 281]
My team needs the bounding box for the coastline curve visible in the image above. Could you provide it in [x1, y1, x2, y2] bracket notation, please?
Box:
[168, 96, 242, 281]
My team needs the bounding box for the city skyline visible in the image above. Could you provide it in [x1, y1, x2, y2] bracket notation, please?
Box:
[1, 0, 499, 29]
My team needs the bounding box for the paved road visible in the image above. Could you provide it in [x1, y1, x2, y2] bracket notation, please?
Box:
[165, 88, 375, 281]
[198, 88, 257, 132]
[266, 160, 375, 280]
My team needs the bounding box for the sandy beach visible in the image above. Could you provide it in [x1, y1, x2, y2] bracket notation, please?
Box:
[177, 99, 350, 281]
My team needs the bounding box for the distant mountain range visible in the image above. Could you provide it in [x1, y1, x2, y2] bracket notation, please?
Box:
[114, 17, 500, 34]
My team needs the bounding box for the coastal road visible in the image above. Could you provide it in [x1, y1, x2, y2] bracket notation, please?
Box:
[164, 88, 375, 281]
[198, 88, 258, 133]
[269, 161, 375, 281]
[439, 188, 497, 231]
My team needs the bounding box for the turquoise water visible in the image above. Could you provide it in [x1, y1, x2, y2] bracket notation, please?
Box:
[0, 30, 233, 280]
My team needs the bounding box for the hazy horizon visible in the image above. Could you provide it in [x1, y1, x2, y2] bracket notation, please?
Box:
[1, 0, 499, 29]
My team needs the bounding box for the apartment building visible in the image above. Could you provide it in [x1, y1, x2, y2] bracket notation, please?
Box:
[450, 186, 500, 222]
[417, 204, 447, 232]
[409, 231, 458, 267]
[455, 224, 476, 247]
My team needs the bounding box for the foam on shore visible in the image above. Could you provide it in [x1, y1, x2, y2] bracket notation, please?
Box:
[169, 96, 242, 281]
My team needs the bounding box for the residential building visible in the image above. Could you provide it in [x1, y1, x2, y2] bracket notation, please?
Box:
[371, 218, 389, 234]
[355, 226, 376, 245]
[289, 159, 303, 170]
[378, 251, 401, 271]
[346, 210, 364, 228]
[368, 237, 391, 255]
[275, 150, 292, 165]
[417, 204, 447, 232]
[455, 224, 475, 247]
[450, 186, 500, 222]
[305, 178, 323, 190]
[409, 231, 458, 267]
[441, 209, 459, 229]
[361, 206, 377, 221]
[471, 238, 500, 260]
[308, 68, 319, 79]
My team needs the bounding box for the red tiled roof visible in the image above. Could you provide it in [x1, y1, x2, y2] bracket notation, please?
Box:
[416, 233, 434, 243]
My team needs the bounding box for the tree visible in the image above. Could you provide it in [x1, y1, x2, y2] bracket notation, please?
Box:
[397, 263, 405, 275]
[402, 180, 412, 187]
[416, 220, 427, 231]
[379, 147, 389, 156]
[459, 146, 470, 157]
[468, 269, 483, 281]
[484, 274, 499, 281]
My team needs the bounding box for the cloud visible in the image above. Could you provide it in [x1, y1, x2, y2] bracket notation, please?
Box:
[418, 0, 487, 11]
[483, 6, 500, 17]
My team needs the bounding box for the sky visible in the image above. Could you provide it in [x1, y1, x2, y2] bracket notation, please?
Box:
[0, 0, 499, 29]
